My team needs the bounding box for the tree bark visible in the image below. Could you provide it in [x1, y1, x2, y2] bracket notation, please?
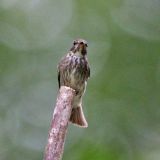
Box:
[44, 86, 75, 160]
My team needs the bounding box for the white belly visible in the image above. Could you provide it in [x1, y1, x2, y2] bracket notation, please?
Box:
[70, 68, 76, 86]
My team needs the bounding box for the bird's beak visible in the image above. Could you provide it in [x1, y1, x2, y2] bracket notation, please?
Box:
[79, 43, 86, 50]
[78, 43, 87, 55]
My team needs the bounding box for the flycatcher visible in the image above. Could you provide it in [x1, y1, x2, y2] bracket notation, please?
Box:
[58, 39, 90, 127]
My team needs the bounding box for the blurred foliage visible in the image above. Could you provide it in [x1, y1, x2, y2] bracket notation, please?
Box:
[0, 0, 160, 160]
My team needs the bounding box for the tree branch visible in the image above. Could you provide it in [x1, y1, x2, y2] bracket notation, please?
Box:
[44, 86, 75, 160]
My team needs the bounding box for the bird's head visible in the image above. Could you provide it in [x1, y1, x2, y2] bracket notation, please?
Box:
[70, 39, 88, 56]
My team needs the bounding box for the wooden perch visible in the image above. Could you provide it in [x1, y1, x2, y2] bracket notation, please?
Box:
[44, 86, 75, 160]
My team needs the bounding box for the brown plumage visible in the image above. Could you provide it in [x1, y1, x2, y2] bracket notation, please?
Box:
[57, 39, 90, 127]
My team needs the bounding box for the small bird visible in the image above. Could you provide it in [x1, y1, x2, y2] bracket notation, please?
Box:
[58, 39, 90, 128]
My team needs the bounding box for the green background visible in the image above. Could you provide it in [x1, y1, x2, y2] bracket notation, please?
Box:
[0, 0, 160, 159]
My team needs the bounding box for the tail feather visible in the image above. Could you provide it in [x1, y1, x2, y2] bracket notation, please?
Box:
[69, 107, 88, 128]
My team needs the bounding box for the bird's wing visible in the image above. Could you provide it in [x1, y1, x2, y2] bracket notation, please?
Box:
[88, 65, 90, 78]
[85, 58, 90, 80]
[57, 54, 68, 88]
[58, 70, 60, 88]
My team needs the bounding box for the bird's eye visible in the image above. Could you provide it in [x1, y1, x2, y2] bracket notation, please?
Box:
[73, 41, 77, 45]
[85, 43, 88, 47]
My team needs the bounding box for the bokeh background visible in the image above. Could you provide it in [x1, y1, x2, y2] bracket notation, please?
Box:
[0, 0, 160, 159]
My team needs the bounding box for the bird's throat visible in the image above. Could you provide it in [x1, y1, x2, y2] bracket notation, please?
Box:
[74, 51, 83, 57]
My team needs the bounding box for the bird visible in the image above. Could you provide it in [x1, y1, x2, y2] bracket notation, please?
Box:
[57, 39, 90, 128]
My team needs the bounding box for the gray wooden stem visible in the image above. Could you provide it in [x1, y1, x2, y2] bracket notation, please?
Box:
[44, 86, 75, 160]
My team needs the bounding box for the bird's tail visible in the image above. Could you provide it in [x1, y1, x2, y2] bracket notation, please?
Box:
[69, 106, 88, 128]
